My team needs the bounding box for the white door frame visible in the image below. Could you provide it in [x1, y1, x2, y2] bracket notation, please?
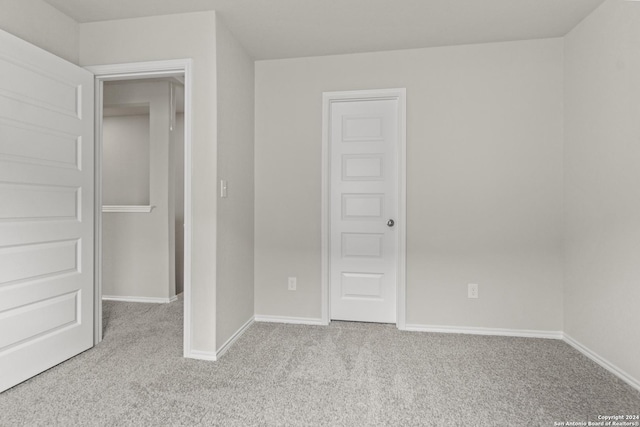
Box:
[86, 59, 195, 357]
[321, 88, 407, 329]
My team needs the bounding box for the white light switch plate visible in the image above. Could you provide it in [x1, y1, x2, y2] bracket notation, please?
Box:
[220, 179, 228, 198]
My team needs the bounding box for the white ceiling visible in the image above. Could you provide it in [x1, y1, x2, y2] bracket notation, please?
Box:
[43, 0, 606, 60]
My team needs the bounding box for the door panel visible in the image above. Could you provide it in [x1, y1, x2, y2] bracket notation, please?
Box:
[0, 29, 94, 392]
[330, 99, 398, 323]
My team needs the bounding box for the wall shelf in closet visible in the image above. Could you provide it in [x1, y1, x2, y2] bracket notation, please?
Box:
[102, 206, 156, 213]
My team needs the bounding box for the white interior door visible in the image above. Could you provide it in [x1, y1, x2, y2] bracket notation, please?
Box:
[330, 98, 399, 323]
[0, 30, 94, 392]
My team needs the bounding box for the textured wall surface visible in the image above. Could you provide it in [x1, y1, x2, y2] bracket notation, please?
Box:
[0, 0, 79, 63]
[255, 38, 564, 332]
[215, 17, 256, 351]
[564, 0, 640, 385]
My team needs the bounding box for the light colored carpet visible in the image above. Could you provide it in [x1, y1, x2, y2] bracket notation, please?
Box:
[0, 298, 638, 426]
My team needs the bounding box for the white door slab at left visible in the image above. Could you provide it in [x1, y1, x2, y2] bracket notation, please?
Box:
[0, 30, 95, 392]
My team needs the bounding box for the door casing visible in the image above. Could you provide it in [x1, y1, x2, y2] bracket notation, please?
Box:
[321, 88, 407, 328]
[86, 59, 196, 358]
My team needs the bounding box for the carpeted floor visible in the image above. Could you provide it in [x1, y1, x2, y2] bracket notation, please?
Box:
[0, 298, 638, 426]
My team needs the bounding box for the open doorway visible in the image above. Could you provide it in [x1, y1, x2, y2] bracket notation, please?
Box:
[89, 60, 193, 357]
[100, 78, 184, 302]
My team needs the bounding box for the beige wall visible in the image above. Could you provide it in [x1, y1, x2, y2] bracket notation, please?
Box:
[80, 12, 218, 353]
[255, 38, 564, 331]
[102, 114, 150, 206]
[215, 17, 255, 351]
[0, 0, 79, 64]
[564, 0, 640, 385]
[102, 81, 175, 300]
[173, 113, 185, 295]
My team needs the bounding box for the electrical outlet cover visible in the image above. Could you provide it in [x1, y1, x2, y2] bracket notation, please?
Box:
[468, 283, 479, 299]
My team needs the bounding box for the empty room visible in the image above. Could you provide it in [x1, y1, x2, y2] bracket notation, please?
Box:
[0, 0, 639, 425]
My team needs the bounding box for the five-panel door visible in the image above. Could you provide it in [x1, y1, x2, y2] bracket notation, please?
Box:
[330, 98, 399, 323]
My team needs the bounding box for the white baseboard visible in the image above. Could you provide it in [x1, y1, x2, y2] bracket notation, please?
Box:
[102, 295, 178, 304]
[254, 315, 326, 326]
[186, 349, 217, 361]
[563, 333, 640, 392]
[403, 323, 563, 340]
[216, 316, 255, 359]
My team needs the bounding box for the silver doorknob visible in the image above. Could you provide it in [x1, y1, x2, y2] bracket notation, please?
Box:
[387, 219, 395, 227]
